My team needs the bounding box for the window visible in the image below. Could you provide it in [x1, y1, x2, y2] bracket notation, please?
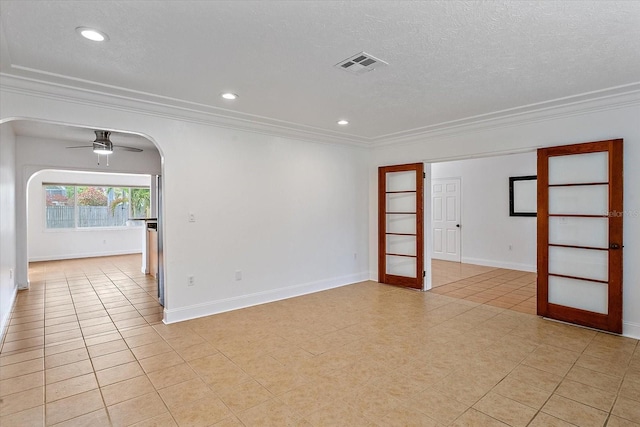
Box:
[44, 185, 151, 229]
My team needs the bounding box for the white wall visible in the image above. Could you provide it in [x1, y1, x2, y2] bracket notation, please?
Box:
[27, 169, 151, 261]
[0, 123, 17, 341]
[371, 93, 640, 338]
[1, 77, 370, 325]
[432, 152, 537, 271]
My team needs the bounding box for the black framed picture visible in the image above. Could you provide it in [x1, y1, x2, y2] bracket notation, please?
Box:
[509, 175, 537, 217]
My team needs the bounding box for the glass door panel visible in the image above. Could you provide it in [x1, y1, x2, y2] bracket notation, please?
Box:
[548, 246, 608, 282]
[548, 217, 608, 248]
[548, 276, 608, 314]
[548, 151, 608, 185]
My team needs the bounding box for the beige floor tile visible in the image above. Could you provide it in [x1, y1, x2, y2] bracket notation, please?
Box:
[404, 387, 469, 425]
[87, 339, 128, 358]
[0, 385, 44, 417]
[91, 349, 135, 371]
[124, 331, 164, 348]
[0, 357, 43, 380]
[542, 394, 608, 427]
[45, 389, 104, 425]
[131, 341, 173, 360]
[0, 348, 43, 366]
[613, 397, 640, 423]
[216, 379, 274, 413]
[211, 416, 245, 426]
[107, 391, 168, 426]
[505, 364, 562, 393]
[237, 398, 301, 427]
[607, 415, 640, 427]
[45, 359, 93, 385]
[157, 378, 213, 410]
[139, 351, 184, 373]
[492, 376, 551, 409]
[528, 412, 577, 427]
[95, 360, 144, 387]
[5, 256, 640, 426]
[130, 412, 178, 427]
[0, 405, 44, 427]
[473, 392, 537, 427]
[0, 371, 44, 398]
[46, 372, 98, 402]
[100, 375, 155, 406]
[451, 408, 509, 426]
[555, 379, 617, 411]
[52, 408, 110, 427]
[620, 377, 640, 402]
[378, 404, 441, 427]
[173, 342, 218, 361]
[304, 400, 375, 427]
[565, 365, 622, 393]
[147, 362, 197, 390]
[83, 332, 121, 348]
[169, 394, 231, 427]
[44, 348, 88, 370]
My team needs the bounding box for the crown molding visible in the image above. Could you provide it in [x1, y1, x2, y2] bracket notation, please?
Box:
[0, 73, 371, 149]
[372, 83, 640, 148]
[2, 73, 639, 150]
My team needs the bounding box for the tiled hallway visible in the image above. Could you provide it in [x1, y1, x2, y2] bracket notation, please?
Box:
[430, 260, 537, 315]
[1, 255, 639, 426]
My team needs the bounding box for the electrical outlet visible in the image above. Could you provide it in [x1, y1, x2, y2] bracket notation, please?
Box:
[353, 253, 357, 260]
[9, 268, 13, 279]
[188, 212, 196, 222]
[235, 270, 242, 281]
[508, 245, 513, 251]
[188, 275, 195, 286]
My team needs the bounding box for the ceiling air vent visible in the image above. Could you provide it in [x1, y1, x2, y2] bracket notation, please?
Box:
[335, 52, 388, 75]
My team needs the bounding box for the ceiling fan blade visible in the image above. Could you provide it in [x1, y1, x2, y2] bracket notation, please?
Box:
[114, 145, 143, 152]
[66, 145, 92, 149]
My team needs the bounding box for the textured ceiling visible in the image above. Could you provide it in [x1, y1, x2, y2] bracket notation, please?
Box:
[1, 1, 639, 144]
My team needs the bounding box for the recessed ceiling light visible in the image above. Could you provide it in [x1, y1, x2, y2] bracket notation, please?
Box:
[221, 93, 238, 100]
[337, 120, 349, 125]
[76, 27, 109, 42]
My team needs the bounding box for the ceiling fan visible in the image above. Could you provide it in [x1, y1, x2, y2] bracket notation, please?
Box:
[66, 130, 143, 165]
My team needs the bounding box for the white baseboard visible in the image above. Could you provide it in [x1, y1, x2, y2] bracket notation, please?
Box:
[461, 256, 536, 272]
[0, 285, 18, 346]
[164, 271, 370, 324]
[29, 250, 142, 262]
[623, 321, 640, 340]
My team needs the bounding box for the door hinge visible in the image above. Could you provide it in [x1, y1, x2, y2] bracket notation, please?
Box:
[423, 172, 426, 179]
[423, 271, 426, 277]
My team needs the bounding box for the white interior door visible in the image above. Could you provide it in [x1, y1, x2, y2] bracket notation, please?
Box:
[432, 178, 461, 262]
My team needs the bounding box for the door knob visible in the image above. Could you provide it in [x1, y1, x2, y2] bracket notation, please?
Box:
[456, 224, 460, 228]
[609, 243, 621, 249]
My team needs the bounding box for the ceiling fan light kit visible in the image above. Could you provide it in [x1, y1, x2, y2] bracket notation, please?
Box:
[93, 130, 114, 154]
[66, 130, 144, 166]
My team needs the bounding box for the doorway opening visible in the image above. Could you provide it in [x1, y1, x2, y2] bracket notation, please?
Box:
[426, 151, 538, 314]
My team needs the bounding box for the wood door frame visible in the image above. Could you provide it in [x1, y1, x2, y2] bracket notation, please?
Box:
[378, 163, 424, 289]
[537, 139, 623, 333]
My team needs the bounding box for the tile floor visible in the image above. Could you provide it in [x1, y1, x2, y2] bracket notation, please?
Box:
[430, 260, 537, 315]
[1, 255, 639, 426]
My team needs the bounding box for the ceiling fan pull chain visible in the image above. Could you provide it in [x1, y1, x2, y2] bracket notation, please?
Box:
[97, 153, 100, 165]
[106, 154, 109, 167]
